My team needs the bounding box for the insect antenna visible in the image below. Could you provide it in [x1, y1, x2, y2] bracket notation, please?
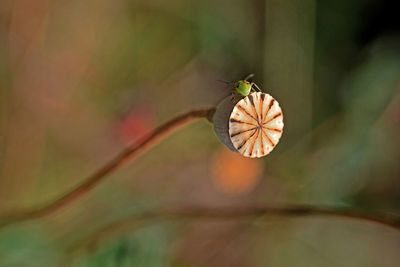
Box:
[216, 79, 234, 85]
[216, 79, 235, 92]
[243, 73, 255, 81]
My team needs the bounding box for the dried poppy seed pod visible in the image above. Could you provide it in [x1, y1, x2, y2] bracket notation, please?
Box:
[213, 92, 284, 158]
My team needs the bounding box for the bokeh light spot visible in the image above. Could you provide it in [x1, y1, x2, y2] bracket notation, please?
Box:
[211, 147, 262, 195]
[116, 106, 155, 145]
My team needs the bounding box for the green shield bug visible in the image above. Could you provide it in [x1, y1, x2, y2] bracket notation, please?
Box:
[234, 80, 252, 96]
[229, 73, 262, 101]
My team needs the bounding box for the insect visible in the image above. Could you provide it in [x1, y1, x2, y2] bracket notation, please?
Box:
[213, 74, 284, 158]
[229, 74, 262, 102]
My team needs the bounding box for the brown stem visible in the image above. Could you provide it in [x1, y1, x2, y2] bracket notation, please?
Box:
[69, 204, 400, 253]
[0, 108, 215, 229]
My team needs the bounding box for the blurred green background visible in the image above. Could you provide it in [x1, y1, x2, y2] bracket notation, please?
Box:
[1, 0, 400, 266]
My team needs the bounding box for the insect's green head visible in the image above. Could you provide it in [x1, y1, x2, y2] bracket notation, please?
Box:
[234, 80, 252, 97]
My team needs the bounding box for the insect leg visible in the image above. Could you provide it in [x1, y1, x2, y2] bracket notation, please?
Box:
[251, 82, 262, 92]
[230, 92, 235, 102]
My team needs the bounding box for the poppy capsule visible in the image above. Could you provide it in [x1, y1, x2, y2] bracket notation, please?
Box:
[213, 92, 284, 158]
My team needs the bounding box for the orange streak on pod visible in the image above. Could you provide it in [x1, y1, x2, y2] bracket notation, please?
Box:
[229, 92, 284, 158]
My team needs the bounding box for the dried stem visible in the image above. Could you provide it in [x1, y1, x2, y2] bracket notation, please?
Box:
[0, 108, 215, 229]
[2, 106, 400, 255]
[70, 204, 400, 253]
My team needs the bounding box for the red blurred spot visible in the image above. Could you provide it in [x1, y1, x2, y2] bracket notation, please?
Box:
[116, 106, 155, 145]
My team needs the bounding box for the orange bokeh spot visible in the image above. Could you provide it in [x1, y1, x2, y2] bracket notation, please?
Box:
[211, 147, 262, 195]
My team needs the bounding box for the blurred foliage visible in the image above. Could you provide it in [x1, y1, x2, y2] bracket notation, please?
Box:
[1, 0, 400, 266]
[72, 225, 168, 267]
[0, 225, 60, 266]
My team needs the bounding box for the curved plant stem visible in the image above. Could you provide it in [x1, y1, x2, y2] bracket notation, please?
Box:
[69, 204, 400, 253]
[0, 108, 215, 229]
